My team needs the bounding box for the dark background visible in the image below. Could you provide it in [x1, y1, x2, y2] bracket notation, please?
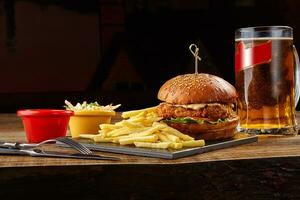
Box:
[0, 0, 299, 112]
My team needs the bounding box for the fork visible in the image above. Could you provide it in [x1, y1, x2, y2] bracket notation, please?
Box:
[55, 137, 93, 155]
[0, 137, 93, 155]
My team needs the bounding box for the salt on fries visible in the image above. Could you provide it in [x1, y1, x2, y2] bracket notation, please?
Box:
[79, 107, 205, 149]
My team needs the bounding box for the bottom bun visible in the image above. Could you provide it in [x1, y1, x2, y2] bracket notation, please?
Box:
[166, 116, 239, 140]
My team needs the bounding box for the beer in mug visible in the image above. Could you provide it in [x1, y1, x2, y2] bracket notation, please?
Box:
[235, 26, 299, 135]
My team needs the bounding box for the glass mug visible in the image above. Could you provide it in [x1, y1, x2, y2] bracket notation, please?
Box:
[235, 26, 300, 136]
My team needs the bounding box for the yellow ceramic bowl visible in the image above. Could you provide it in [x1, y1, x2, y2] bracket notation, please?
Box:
[68, 110, 116, 138]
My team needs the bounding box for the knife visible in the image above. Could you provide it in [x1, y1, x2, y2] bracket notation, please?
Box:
[0, 147, 120, 161]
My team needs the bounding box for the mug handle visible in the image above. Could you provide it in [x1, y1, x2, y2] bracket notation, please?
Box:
[293, 45, 300, 106]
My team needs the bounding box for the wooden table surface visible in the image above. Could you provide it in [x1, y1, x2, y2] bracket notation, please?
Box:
[0, 113, 299, 168]
[1, 113, 300, 199]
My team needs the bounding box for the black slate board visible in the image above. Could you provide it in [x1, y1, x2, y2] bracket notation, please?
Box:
[72, 135, 258, 159]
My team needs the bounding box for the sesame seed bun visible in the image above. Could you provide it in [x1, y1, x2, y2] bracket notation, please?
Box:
[157, 73, 237, 104]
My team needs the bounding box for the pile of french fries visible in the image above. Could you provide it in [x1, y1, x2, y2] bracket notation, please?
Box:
[79, 106, 205, 149]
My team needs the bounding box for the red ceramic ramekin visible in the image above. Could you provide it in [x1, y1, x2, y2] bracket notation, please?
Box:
[17, 109, 74, 143]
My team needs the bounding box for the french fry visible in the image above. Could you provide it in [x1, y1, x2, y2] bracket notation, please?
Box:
[116, 120, 143, 128]
[119, 135, 158, 145]
[112, 135, 132, 141]
[94, 137, 114, 143]
[127, 117, 145, 123]
[79, 134, 97, 140]
[136, 125, 165, 136]
[99, 124, 122, 130]
[182, 140, 205, 147]
[112, 130, 151, 142]
[122, 106, 157, 118]
[106, 127, 129, 137]
[134, 141, 170, 149]
[145, 117, 163, 125]
[169, 142, 183, 149]
[156, 122, 194, 141]
[97, 130, 107, 138]
[160, 131, 181, 142]
[108, 127, 146, 137]
[111, 129, 151, 141]
[129, 130, 156, 137]
[165, 127, 194, 141]
[112, 138, 121, 143]
[131, 111, 147, 119]
[156, 132, 170, 142]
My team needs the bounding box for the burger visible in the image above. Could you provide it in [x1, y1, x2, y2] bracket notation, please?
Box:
[157, 73, 239, 140]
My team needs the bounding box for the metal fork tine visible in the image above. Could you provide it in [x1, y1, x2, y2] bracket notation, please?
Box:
[57, 138, 90, 155]
[56, 138, 84, 152]
[56, 139, 84, 153]
[56, 137, 92, 155]
[65, 138, 92, 154]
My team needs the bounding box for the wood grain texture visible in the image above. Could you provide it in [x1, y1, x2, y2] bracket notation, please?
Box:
[0, 113, 300, 168]
[1, 113, 300, 199]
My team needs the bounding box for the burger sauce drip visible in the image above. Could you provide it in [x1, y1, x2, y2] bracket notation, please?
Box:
[189, 44, 202, 74]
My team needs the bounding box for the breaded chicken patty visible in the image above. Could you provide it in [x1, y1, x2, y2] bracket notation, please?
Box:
[157, 103, 233, 121]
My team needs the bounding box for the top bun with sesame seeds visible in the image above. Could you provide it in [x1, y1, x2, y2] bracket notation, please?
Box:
[157, 73, 239, 140]
[157, 73, 237, 104]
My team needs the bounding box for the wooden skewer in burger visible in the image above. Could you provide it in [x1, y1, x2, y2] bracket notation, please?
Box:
[157, 44, 239, 140]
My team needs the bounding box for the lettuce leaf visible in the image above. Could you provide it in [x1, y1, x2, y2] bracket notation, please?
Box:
[163, 117, 228, 125]
[206, 118, 228, 124]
